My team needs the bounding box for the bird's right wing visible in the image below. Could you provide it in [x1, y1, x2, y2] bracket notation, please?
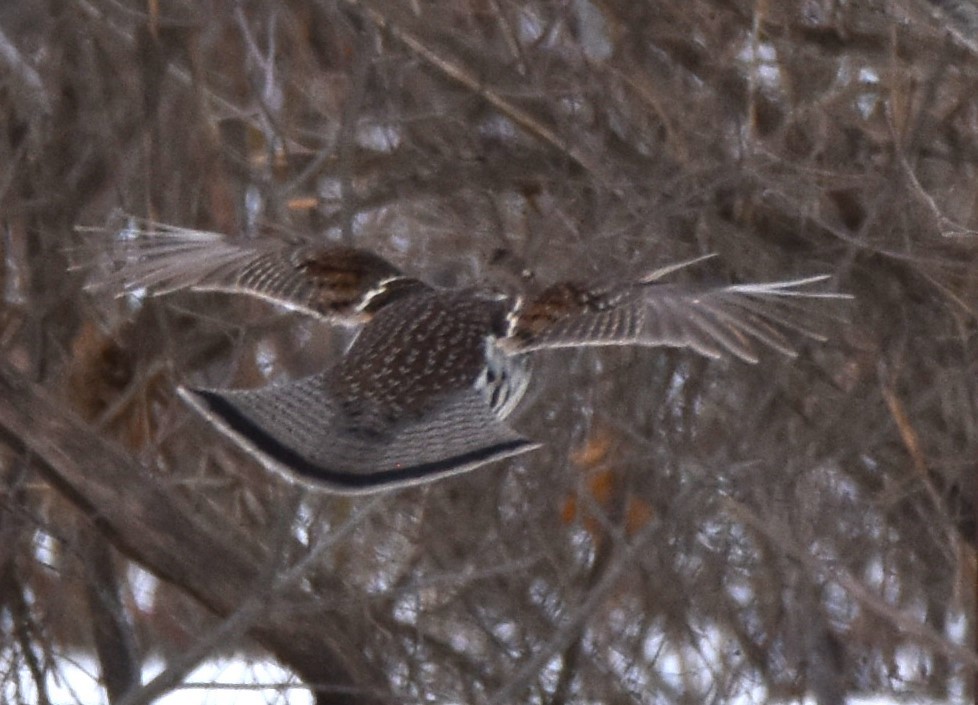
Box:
[505, 275, 851, 363]
[77, 220, 425, 324]
[179, 373, 540, 494]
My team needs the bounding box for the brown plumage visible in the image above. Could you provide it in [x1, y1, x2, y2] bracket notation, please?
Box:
[80, 222, 849, 492]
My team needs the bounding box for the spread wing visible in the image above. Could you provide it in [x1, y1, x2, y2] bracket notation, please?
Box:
[178, 373, 540, 494]
[77, 221, 426, 324]
[506, 275, 850, 363]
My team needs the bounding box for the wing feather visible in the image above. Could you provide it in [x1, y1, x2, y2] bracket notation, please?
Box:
[77, 221, 418, 323]
[506, 275, 850, 362]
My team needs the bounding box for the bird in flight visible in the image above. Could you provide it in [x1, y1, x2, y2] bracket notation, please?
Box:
[81, 222, 849, 493]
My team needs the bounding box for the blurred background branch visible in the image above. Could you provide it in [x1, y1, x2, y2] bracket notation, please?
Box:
[0, 0, 976, 703]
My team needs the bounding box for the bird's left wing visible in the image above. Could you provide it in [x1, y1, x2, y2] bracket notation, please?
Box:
[77, 220, 426, 324]
[505, 270, 850, 363]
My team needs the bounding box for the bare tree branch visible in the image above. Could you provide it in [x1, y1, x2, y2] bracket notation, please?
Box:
[0, 360, 391, 704]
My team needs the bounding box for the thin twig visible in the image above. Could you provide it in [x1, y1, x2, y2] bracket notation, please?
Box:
[487, 521, 658, 705]
[722, 496, 978, 669]
[337, 0, 613, 187]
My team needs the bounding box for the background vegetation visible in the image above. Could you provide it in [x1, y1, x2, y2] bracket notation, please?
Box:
[0, 1, 976, 703]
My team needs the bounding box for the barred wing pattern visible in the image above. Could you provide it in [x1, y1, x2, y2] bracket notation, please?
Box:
[180, 374, 539, 494]
[507, 277, 848, 363]
[77, 221, 849, 492]
[81, 222, 420, 323]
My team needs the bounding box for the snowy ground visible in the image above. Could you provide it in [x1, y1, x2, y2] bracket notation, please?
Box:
[4, 653, 963, 705]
